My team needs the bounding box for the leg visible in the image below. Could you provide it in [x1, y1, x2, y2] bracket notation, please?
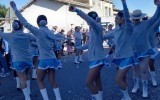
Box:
[139, 57, 150, 80]
[95, 73, 102, 91]
[86, 65, 103, 94]
[78, 50, 84, 62]
[95, 72, 103, 100]
[32, 56, 38, 79]
[5, 53, 11, 70]
[149, 58, 157, 86]
[139, 57, 150, 98]
[116, 67, 130, 90]
[16, 71, 31, 100]
[25, 68, 31, 94]
[16, 71, 27, 89]
[37, 69, 49, 100]
[116, 67, 131, 100]
[37, 69, 47, 89]
[48, 69, 58, 88]
[13, 70, 21, 90]
[48, 69, 61, 100]
[149, 59, 155, 71]
[131, 65, 140, 93]
[74, 49, 80, 64]
[86, 65, 103, 100]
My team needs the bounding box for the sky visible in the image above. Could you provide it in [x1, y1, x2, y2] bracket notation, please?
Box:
[113, 0, 156, 16]
[0, 0, 157, 16]
[0, 0, 29, 9]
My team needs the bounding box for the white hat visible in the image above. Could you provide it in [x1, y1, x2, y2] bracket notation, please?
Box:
[131, 10, 146, 19]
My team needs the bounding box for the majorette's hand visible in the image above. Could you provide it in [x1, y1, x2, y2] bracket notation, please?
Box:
[69, 6, 76, 12]
[10, 1, 17, 9]
[121, 0, 126, 2]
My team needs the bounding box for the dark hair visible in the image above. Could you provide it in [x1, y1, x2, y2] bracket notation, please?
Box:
[12, 20, 23, 30]
[142, 16, 148, 21]
[117, 11, 124, 17]
[75, 26, 80, 30]
[37, 15, 47, 25]
[61, 29, 65, 33]
[88, 11, 98, 20]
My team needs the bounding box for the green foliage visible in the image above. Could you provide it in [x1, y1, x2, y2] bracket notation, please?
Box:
[0, 4, 7, 18]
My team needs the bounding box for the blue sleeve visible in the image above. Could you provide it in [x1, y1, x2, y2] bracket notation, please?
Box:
[75, 9, 102, 34]
[103, 33, 114, 40]
[147, 7, 160, 26]
[122, 1, 132, 24]
[13, 8, 39, 36]
[28, 33, 36, 41]
[151, 18, 160, 32]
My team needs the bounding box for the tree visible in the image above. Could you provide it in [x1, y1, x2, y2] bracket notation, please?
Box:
[0, 4, 7, 20]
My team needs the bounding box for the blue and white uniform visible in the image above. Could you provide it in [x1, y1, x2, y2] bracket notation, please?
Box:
[75, 9, 109, 68]
[54, 32, 66, 51]
[132, 6, 160, 60]
[148, 19, 160, 59]
[0, 30, 35, 72]
[106, 30, 114, 47]
[103, 2, 137, 69]
[13, 8, 61, 70]
[74, 31, 82, 47]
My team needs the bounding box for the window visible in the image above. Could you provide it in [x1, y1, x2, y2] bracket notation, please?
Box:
[105, 7, 108, 16]
[109, 8, 111, 16]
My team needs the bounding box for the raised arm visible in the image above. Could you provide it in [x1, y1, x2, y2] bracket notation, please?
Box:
[10, 1, 39, 36]
[147, 0, 160, 25]
[121, 0, 132, 23]
[69, 6, 100, 33]
[150, 18, 160, 32]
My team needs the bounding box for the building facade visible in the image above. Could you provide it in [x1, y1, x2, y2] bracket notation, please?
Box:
[3, 0, 114, 32]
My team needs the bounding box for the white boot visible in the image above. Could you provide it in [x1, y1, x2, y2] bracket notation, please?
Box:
[40, 88, 49, 100]
[22, 88, 31, 100]
[142, 80, 148, 98]
[15, 77, 21, 90]
[98, 91, 103, 100]
[79, 55, 84, 62]
[32, 69, 37, 79]
[74, 56, 80, 64]
[121, 88, 131, 100]
[53, 88, 62, 100]
[131, 77, 139, 93]
[92, 92, 102, 100]
[150, 71, 157, 86]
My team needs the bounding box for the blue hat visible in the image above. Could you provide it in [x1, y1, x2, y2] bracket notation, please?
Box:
[131, 10, 145, 19]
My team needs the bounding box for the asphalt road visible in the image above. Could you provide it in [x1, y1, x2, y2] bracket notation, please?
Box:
[0, 48, 160, 100]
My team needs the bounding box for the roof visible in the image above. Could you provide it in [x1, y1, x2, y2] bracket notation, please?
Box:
[19, 0, 91, 12]
[19, 0, 36, 12]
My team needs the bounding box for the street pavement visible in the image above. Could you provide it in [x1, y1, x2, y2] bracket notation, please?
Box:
[0, 48, 160, 100]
